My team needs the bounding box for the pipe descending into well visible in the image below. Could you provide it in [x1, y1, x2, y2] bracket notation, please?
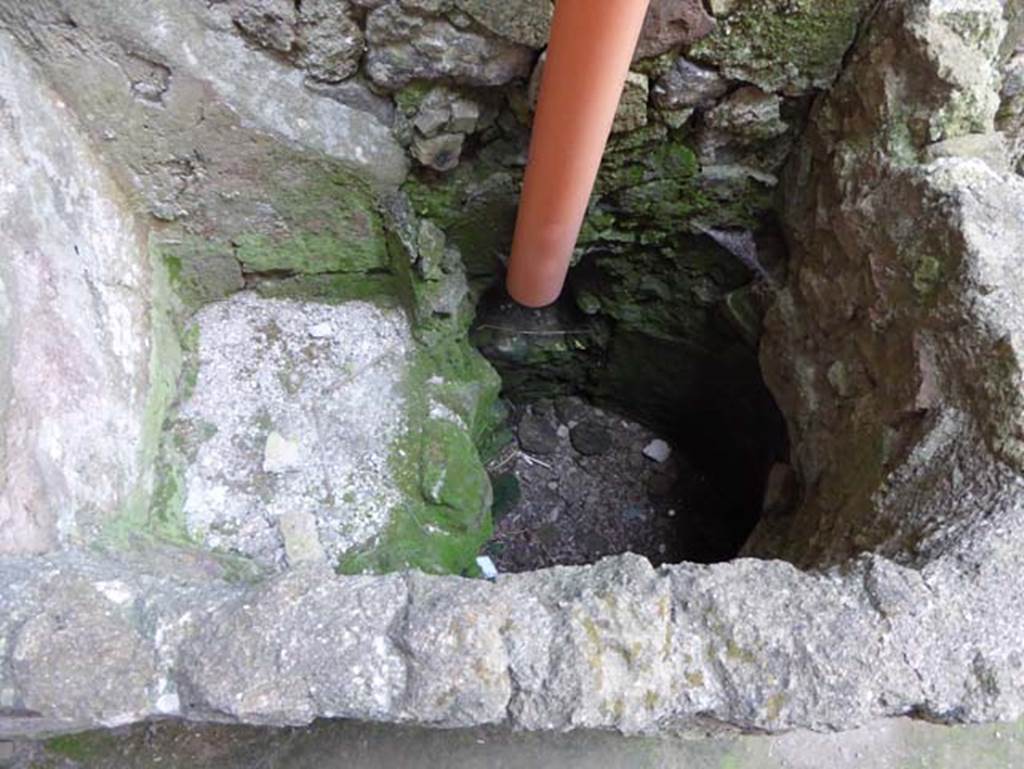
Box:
[506, 0, 652, 308]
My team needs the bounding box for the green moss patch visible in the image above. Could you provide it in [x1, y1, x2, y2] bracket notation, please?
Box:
[234, 170, 388, 275]
[691, 0, 873, 93]
[338, 339, 502, 576]
[45, 732, 119, 763]
[404, 148, 522, 284]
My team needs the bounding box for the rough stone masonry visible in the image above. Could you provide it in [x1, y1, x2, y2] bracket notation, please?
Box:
[1, 0, 1024, 744]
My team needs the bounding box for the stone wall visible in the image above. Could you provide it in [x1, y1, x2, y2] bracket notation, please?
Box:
[0, 32, 178, 554]
[2, 0, 1024, 745]
[0, 0, 881, 569]
[0, 0, 508, 576]
[748, 0, 1024, 568]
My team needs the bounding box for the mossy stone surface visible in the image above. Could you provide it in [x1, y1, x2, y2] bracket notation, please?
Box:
[233, 171, 388, 275]
[690, 0, 874, 93]
[338, 340, 501, 576]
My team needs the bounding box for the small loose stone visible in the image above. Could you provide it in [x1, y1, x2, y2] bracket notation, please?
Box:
[643, 439, 672, 463]
[263, 431, 301, 473]
[570, 421, 613, 456]
[554, 396, 589, 425]
[412, 132, 465, 172]
[278, 509, 326, 566]
[518, 411, 559, 455]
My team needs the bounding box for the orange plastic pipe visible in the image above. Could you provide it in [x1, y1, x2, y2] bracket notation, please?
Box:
[506, 0, 652, 308]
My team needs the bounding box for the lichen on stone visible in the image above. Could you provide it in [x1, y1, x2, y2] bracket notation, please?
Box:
[690, 0, 874, 94]
[232, 170, 389, 275]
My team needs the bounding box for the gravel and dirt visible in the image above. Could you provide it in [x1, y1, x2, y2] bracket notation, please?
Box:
[483, 397, 698, 572]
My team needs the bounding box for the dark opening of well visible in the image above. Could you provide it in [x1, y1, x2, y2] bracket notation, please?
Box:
[471, 238, 789, 569]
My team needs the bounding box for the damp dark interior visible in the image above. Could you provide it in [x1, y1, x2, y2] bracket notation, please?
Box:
[470, 232, 790, 572]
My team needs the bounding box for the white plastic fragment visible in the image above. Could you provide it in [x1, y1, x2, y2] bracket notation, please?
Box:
[155, 692, 181, 715]
[476, 555, 499, 581]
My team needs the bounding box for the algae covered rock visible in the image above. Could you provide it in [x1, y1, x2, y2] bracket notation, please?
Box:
[229, 166, 392, 278]
[690, 0, 873, 94]
[156, 292, 497, 575]
[164, 293, 411, 570]
[613, 72, 651, 133]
